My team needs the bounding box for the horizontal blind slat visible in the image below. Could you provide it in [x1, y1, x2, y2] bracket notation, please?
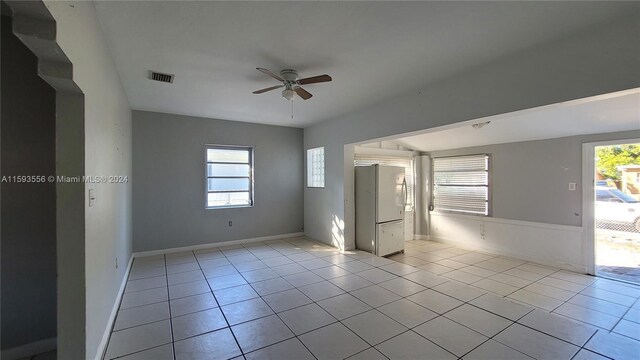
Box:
[434, 171, 487, 185]
[433, 154, 487, 172]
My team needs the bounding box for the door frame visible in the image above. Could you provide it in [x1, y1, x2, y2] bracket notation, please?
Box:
[582, 139, 639, 276]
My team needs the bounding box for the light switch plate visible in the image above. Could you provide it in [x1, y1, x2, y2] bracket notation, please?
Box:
[568, 183, 576, 191]
[89, 188, 96, 207]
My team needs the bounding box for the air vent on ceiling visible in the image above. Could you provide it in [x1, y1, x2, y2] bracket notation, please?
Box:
[149, 71, 174, 83]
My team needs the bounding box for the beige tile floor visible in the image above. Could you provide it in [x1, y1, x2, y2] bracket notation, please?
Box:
[103, 238, 640, 360]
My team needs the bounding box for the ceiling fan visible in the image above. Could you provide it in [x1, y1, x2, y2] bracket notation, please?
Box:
[252, 68, 332, 101]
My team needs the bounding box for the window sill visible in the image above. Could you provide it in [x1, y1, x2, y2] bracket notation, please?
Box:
[206, 204, 253, 210]
[430, 210, 490, 217]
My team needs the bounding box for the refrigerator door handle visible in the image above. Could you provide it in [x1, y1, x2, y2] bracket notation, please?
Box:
[402, 177, 408, 209]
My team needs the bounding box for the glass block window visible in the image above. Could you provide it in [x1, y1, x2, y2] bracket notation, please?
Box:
[307, 147, 325, 188]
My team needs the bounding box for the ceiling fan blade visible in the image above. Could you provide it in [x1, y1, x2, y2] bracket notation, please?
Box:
[252, 85, 284, 94]
[297, 74, 332, 85]
[294, 86, 313, 100]
[256, 67, 284, 82]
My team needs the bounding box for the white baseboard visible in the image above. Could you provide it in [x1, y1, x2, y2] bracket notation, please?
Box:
[430, 213, 585, 273]
[1, 337, 57, 360]
[413, 234, 429, 240]
[132, 232, 305, 258]
[94, 255, 133, 360]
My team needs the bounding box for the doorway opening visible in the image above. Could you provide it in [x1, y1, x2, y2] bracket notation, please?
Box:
[594, 142, 640, 284]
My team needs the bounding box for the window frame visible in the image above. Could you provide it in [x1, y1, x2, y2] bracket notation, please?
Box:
[307, 146, 325, 188]
[205, 144, 254, 209]
[431, 154, 492, 217]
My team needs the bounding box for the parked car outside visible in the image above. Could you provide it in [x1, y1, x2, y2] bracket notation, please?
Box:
[595, 186, 640, 232]
[596, 179, 616, 188]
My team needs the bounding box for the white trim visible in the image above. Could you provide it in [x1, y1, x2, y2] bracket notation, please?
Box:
[413, 234, 429, 240]
[133, 232, 305, 258]
[432, 234, 585, 273]
[582, 142, 596, 275]
[0, 338, 57, 360]
[95, 255, 133, 360]
[430, 212, 585, 272]
[354, 146, 417, 158]
[430, 211, 582, 232]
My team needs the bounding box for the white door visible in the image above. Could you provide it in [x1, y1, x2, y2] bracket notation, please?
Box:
[377, 220, 404, 256]
[377, 166, 405, 223]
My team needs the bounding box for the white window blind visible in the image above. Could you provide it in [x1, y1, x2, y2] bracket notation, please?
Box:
[433, 154, 489, 216]
[307, 147, 325, 188]
[206, 146, 253, 208]
[354, 155, 414, 209]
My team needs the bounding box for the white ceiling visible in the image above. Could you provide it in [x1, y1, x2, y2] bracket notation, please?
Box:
[94, 1, 636, 127]
[389, 91, 640, 152]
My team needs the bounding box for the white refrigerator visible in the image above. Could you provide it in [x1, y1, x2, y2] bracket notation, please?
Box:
[355, 165, 406, 256]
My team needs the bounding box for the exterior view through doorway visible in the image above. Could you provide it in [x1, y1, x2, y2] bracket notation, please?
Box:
[592, 142, 640, 284]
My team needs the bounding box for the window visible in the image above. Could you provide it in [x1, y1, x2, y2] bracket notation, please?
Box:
[432, 154, 490, 216]
[307, 147, 324, 188]
[354, 155, 414, 210]
[206, 146, 253, 208]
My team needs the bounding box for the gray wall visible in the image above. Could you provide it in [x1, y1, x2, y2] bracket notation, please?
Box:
[428, 130, 640, 227]
[44, 2, 133, 357]
[304, 14, 640, 248]
[1, 15, 57, 350]
[133, 111, 304, 252]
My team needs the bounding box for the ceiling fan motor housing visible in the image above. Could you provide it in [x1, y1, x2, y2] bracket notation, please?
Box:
[280, 69, 299, 101]
[280, 69, 299, 83]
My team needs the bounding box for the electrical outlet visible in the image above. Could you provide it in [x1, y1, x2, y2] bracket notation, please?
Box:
[229, 221, 232, 227]
[569, 183, 576, 191]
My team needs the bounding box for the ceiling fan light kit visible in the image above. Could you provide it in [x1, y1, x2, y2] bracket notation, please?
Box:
[252, 67, 332, 102]
[282, 88, 296, 101]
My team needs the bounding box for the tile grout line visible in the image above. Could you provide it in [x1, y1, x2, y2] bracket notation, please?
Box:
[104, 257, 172, 359]
[103, 257, 160, 359]
[222, 241, 300, 357]
[245, 278, 321, 359]
[571, 330, 606, 360]
[193, 249, 245, 359]
[423, 280, 533, 359]
[608, 296, 640, 334]
[162, 254, 177, 360]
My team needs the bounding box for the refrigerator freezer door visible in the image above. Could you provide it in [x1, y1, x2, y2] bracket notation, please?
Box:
[376, 165, 405, 223]
[376, 220, 404, 257]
